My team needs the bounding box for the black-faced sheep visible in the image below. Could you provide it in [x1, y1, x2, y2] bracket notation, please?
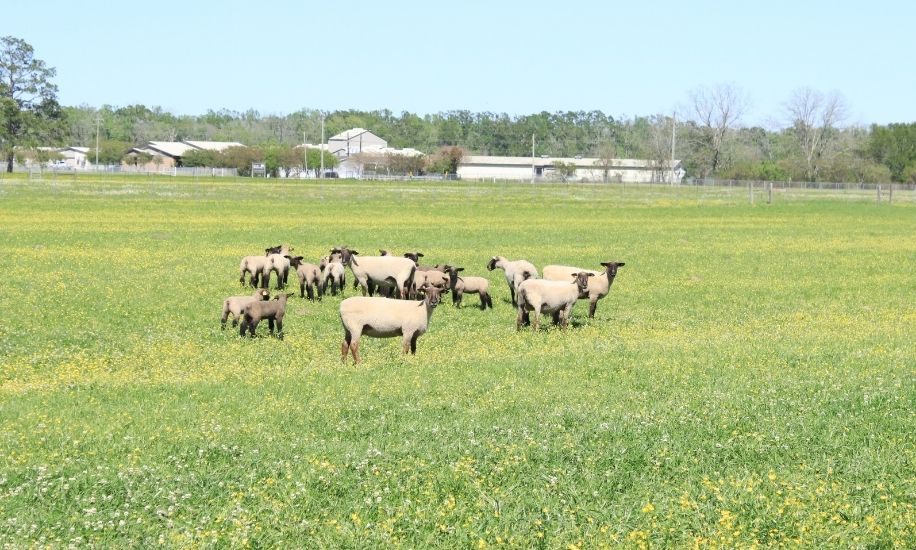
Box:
[320, 255, 347, 296]
[339, 284, 442, 364]
[487, 256, 539, 306]
[239, 255, 269, 287]
[334, 247, 416, 300]
[443, 265, 492, 310]
[239, 293, 292, 339]
[288, 256, 323, 300]
[516, 271, 592, 331]
[542, 261, 625, 318]
[221, 288, 271, 329]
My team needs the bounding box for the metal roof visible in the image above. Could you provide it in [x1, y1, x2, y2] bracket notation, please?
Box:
[183, 140, 245, 151]
[328, 128, 374, 141]
[147, 141, 198, 157]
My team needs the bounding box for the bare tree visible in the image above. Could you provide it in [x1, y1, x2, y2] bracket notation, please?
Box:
[785, 87, 847, 181]
[647, 114, 674, 183]
[686, 83, 749, 177]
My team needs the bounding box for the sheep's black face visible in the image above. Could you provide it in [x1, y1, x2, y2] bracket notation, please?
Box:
[486, 258, 497, 271]
[572, 272, 594, 296]
[421, 286, 441, 308]
[601, 262, 625, 277]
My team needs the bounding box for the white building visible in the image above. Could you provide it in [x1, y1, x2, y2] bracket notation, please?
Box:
[458, 155, 684, 183]
[326, 128, 387, 159]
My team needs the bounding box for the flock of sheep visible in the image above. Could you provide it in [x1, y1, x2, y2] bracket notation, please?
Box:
[221, 245, 625, 363]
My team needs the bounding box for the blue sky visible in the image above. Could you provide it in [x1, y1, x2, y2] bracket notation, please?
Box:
[4, 0, 913, 126]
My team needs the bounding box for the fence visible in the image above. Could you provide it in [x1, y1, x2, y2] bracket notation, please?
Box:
[7, 164, 238, 177]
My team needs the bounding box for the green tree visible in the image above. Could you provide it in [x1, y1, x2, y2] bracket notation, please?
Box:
[868, 123, 916, 182]
[85, 140, 131, 166]
[1, 36, 64, 172]
[552, 160, 578, 182]
[181, 148, 224, 167]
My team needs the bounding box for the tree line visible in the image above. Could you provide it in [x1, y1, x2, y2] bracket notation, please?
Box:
[3, 36, 916, 182]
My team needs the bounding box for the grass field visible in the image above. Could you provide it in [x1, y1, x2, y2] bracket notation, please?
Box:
[1, 175, 913, 548]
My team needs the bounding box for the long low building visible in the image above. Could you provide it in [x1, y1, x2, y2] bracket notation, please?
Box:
[458, 155, 683, 183]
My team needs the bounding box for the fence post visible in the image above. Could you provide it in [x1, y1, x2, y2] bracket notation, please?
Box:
[767, 181, 773, 204]
[748, 180, 754, 204]
[888, 183, 894, 204]
[876, 184, 882, 202]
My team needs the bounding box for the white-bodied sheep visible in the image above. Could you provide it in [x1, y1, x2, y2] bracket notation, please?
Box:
[487, 256, 539, 306]
[543, 261, 625, 318]
[240, 293, 292, 339]
[443, 265, 492, 309]
[320, 255, 347, 296]
[288, 256, 323, 300]
[239, 255, 269, 287]
[262, 253, 291, 290]
[334, 247, 416, 299]
[516, 272, 593, 331]
[339, 284, 442, 363]
[221, 288, 271, 329]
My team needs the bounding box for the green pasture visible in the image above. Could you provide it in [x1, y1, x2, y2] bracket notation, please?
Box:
[0, 175, 913, 547]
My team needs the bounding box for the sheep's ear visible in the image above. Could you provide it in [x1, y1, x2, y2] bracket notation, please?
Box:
[417, 253, 424, 258]
[284, 255, 292, 259]
[617, 262, 625, 267]
[586, 273, 595, 277]
[350, 250, 359, 255]
[456, 267, 464, 272]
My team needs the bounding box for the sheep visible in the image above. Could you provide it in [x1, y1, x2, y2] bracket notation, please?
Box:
[543, 261, 626, 318]
[410, 269, 449, 299]
[339, 284, 442, 364]
[442, 265, 492, 309]
[262, 253, 291, 290]
[516, 272, 593, 331]
[334, 247, 416, 299]
[239, 293, 292, 339]
[319, 255, 347, 296]
[486, 256, 539, 306]
[221, 288, 271, 329]
[239, 255, 270, 287]
[288, 256, 322, 300]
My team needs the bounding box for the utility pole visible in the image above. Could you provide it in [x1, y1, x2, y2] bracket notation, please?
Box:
[320, 115, 325, 179]
[95, 115, 101, 169]
[531, 133, 535, 183]
[670, 112, 676, 185]
[303, 131, 308, 178]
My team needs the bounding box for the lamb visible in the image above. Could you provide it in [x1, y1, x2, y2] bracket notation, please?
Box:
[288, 256, 323, 300]
[442, 265, 492, 309]
[239, 293, 292, 339]
[516, 272, 593, 331]
[543, 261, 626, 318]
[334, 247, 416, 299]
[339, 284, 442, 364]
[410, 269, 449, 299]
[486, 256, 539, 306]
[221, 288, 271, 329]
[262, 253, 291, 290]
[319, 255, 347, 296]
[239, 255, 269, 287]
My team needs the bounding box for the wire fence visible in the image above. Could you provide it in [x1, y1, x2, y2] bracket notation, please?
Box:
[2, 167, 913, 205]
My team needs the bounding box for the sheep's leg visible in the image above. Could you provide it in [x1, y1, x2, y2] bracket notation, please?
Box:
[588, 300, 597, 319]
[340, 274, 345, 295]
[341, 329, 352, 363]
[221, 305, 230, 329]
[516, 306, 526, 331]
[276, 317, 284, 340]
[350, 339, 360, 364]
[239, 270, 247, 286]
[363, 279, 373, 297]
[306, 283, 314, 301]
[300, 281, 306, 299]
[268, 317, 275, 336]
[239, 316, 249, 337]
[552, 311, 561, 326]
[231, 316, 239, 328]
[410, 332, 419, 354]
[508, 283, 516, 307]
[248, 318, 259, 337]
[401, 332, 412, 355]
[479, 292, 488, 310]
[531, 305, 542, 331]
